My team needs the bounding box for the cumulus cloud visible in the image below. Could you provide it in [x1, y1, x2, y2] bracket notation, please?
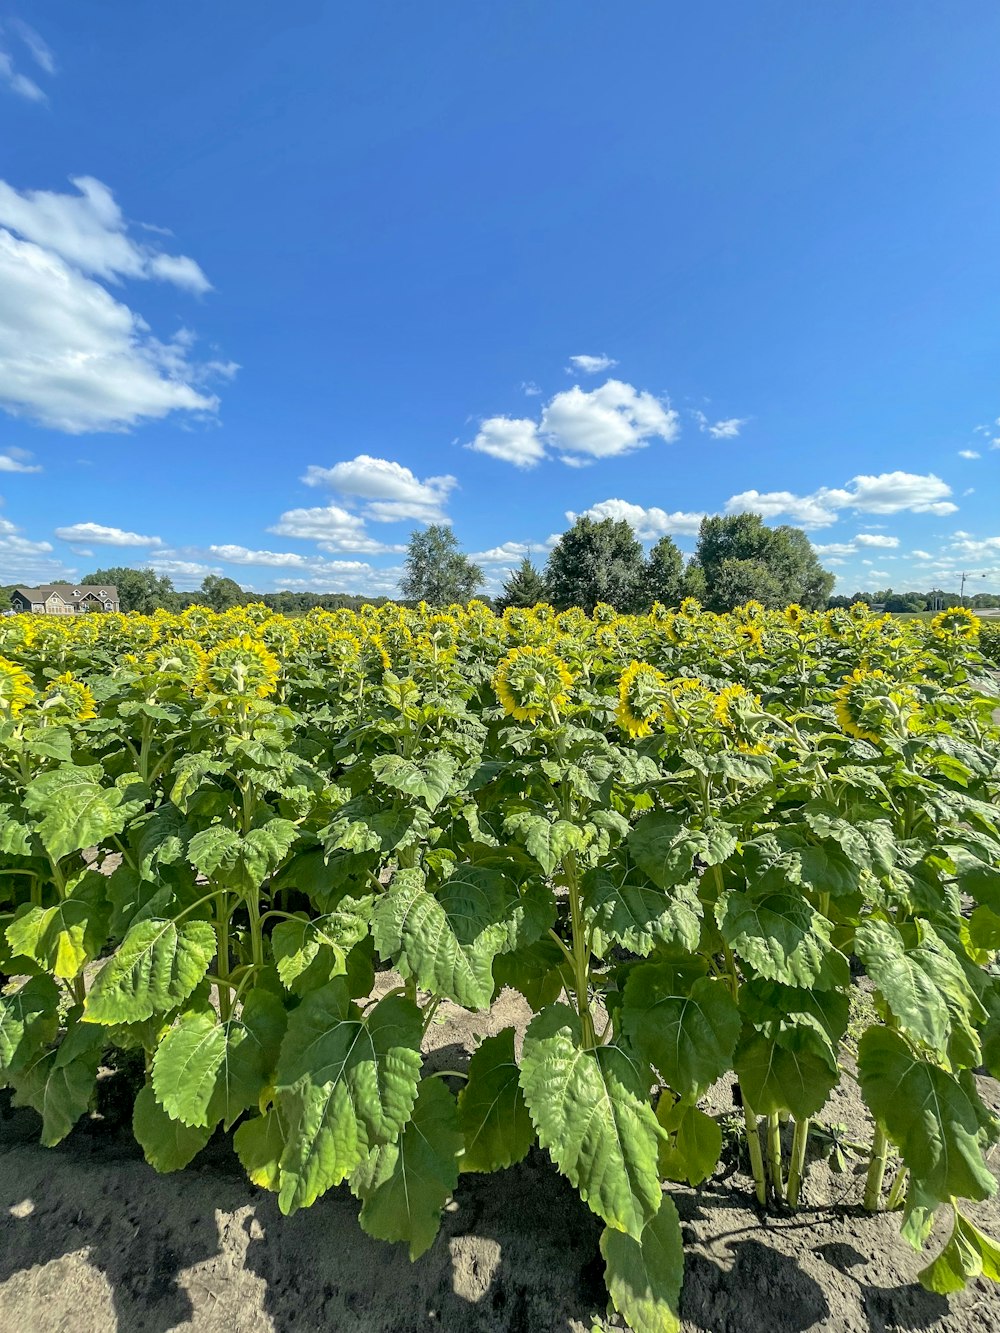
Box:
[467, 379, 679, 469]
[692, 410, 747, 439]
[268, 503, 405, 555]
[0, 508, 66, 583]
[854, 533, 899, 548]
[567, 354, 618, 375]
[469, 541, 532, 564]
[568, 498, 705, 539]
[54, 521, 162, 547]
[726, 472, 957, 529]
[958, 449, 980, 459]
[302, 455, 457, 523]
[0, 448, 41, 473]
[812, 542, 856, 557]
[0, 178, 229, 433]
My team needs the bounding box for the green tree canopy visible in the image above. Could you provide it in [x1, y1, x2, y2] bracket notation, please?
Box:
[642, 536, 685, 609]
[694, 514, 833, 611]
[544, 517, 646, 612]
[497, 557, 547, 610]
[200, 575, 246, 612]
[79, 566, 177, 615]
[400, 525, 484, 605]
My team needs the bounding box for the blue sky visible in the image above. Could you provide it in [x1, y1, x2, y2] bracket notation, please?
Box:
[1, 2, 999, 598]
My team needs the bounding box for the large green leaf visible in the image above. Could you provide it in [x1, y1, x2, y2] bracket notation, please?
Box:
[22, 764, 127, 861]
[734, 1020, 839, 1119]
[582, 866, 702, 957]
[601, 1199, 684, 1333]
[188, 818, 299, 892]
[152, 987, 286, 1128]
[520, 1003, 663, 1239]
[271, 898, 372, 995]
[621, 965, 740, 1100]
[457, 1028, 534, 1172]
[273, 979, 422, 1213]
[718, 890, 849, 990]
[629, 811, 737, 889]
[133, 1083, 213, 1172]
[503, 813, 588, 876]
[370, 754, 458, 812]
[11, 1014, 105, 1146]
[857, 1027, 998, 1210]
[0, 975, 60, 1082]
[656, 1097, 722, 1187]
[84, 918, 217, 1024]
[356, 1077, 463, 1259]
[919, 1210, 1000, 1294]
[492, 936, 564, 1009]
[234, 1105, 288, 1191]
[5, 875, 109, 979]
[372, 866, 513, 1010]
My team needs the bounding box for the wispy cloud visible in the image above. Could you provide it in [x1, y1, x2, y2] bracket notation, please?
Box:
[567, 353, 618, 375]
[692, 409, 748, 439]
[0, 21, 54, 102]
[54, 521, 163, 547]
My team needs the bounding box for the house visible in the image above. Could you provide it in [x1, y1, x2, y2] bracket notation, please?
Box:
[9, 585, 120, 615]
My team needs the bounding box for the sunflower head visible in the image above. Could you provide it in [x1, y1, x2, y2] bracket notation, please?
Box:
[679, 597, 702, 617]
[930, 606, 981, 643]
[823, 608, 853, 640]
[615, 661, 668, 738]
[714, 682, 769, 753]
[41, 672, 97, 722]
[0, 655, 34, 718]
[592, 602, 618, 625]
[784, 604, 806, 630]
[144, 638, 207, 681]
[834, 667, 920, 744]
[201, 634, 280, 699]
[733, 622, 764, 652]
[494, 645, 575, 723]
[661, 676, 715, 730]
[849, 601, 871, 622]
[733, 600, 766, 623]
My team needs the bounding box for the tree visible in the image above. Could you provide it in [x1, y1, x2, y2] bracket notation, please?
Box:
[642, 536, 684, 609]
[497, 558, 547, 610]
[544, 517, 646, 613]
[694, 513, 833, 611]
[400, 525, 484, 605]
[201, 575, 246, 612]
[80, 566, 176, 614]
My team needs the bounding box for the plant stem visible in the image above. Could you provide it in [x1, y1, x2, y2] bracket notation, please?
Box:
[786, 1116, 810, 1207]
[246, 890, 264, 968]
[742, 1097, 767, 1206]
[563, 848, 595, 1048]
[215, 895, 232, 1022]
[864, 1123, 890, 1211]
[767, 1113, 784, 1199]
[886, 1164, 908, 1211]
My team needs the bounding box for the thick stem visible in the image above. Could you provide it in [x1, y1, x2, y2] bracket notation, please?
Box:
[742, 1098, 767, 1206]
[886, 1164, 908, 1211]
[864, 1123, 890, 1211]
[767, 1113, 784, 1199]
[563, 848, 595, 1048]
[786, 1116, 810, 1208]
[246, 890, 265, 969]
[215, 896, 232, 1022]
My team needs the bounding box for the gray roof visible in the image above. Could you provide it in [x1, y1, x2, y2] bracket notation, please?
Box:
[12, 584, 118, 601]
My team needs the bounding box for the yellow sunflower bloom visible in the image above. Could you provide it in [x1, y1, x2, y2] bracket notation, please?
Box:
[930, 606, 981, 642]
[0, 655, 34, 718]
[616, 661, 668, 738]
[494, 645, 575, 723]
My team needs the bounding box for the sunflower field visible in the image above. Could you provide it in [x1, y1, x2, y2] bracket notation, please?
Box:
[1, 597, 999, 1330]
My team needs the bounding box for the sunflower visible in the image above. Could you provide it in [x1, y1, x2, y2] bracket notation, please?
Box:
[494, 645, 575, 723]
[0, 655, 34, 718]
[784, 604, 806, 630]
[714, 682, 769, 753]
[201, 634, 280, 699]
[733, 622, 764, 652]
[733, 600, 766, 623]
[679, 597, 702, 617]
[930, 606, 981, 642]
[661, 676, 714, 728]
[833, 667, 920, 744]
[823, 608, 853, 640]
[144, 639, 207, 680]
[41, 672, 97, 722]
[616, 661, 667, 738]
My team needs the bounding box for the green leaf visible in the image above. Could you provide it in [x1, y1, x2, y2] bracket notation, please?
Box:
[133, 1083, 213, 1172]
[601, 1198, 684, 1333]
[656, 1096, 722, 1187]
[919, 1210, 1000, 1294]
[271, 899, 372, 994]
[356, 1077, 463, 1259]
[5, 875, 109, 979]
[188, 819, 299, 891]
[629, 811, 737, 890]
[273, 979, 423, 1214]
[22, 764, 127, 861]
[734, 1020, 838, 1119]
[492, 937, 564, 1009]
[0, 975, 60, 1082]
[583, 866, 702, 957]
[520, 1003, 663, 1239]
[858, 1026, 998, 1210]
[234, 1106, 288, 1191]
[457, 1028, 534, 1172]
[84, 918, 217, 1025]
[372, 867, 513, 1010]
[504, 812, 588, 875]
[718, 891, 849, 990]
[11, 1014, 105, 1146]
[370, 753, 459, 812]
[152, 987, 286, 1128]
[621, 966, 740, 1100]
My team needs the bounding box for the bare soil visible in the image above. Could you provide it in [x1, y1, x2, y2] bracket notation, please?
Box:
[2, 981, 999, 1333]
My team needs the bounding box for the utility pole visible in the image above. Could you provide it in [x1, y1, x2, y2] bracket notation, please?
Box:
[959, 571, 986, 606]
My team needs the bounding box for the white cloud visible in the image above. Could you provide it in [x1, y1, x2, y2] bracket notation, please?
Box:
[469, 541, 533, 564]
[692, 410, 748, 439]
[0, 226, 225, 432]
[0, 508, 65, 584]
[207, 544, 371, 577]
[145, 556, 221, 589]
[912, 550, 933, 560]
[467, 416, 545, 468]
[567, 354, 618, 375]
[521, 381, 542, 397]
[725, 472, 957, 529]
[868, 569, 891, 579]
[0, 448, 41, 473]
[813, 542, 856, 556]
[54, 521, 162, 547]
[0, 178, 211, 293]
[958, 449, 980, 460]
[302, 455, 457, 523]
[10, 22, 55, 75]
[268, 504, 405, 555]
[569, 498, 705, 539]
[468, 379, 679, 469]
[0, 23, 51, 103]
[854, 533, 899, 548]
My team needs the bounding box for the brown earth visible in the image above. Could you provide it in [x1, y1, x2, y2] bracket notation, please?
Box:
[1, 981, 999, 1333]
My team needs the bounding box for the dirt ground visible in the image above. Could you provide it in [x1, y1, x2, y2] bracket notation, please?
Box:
[2, 981, 999, 1333]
